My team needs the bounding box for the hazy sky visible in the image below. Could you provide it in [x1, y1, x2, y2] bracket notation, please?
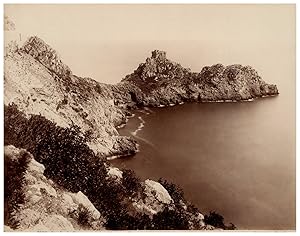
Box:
[4, 4, 295, 84]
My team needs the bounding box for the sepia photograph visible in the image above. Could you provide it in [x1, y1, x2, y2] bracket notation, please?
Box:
[2, 1, 296, 232]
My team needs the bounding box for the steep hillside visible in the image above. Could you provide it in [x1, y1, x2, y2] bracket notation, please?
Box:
[4, 36, 137, 158]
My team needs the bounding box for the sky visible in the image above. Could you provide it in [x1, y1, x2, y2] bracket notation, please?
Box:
[4, 4, 295, 85]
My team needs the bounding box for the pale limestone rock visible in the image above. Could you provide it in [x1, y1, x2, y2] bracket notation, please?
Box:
[42, 215, 74, 232]
[27, 195, 42, 205]
[29, 181, 57, 198]
[27, 159, 45, 174]
[144, 179, 172, 204]
[18, 209, 42, 229]
[28, 215, 74, 232]
[132, 201, 157, 215]
[4, 145, 21, 161]
[27, 223, 49, 232]
[107, 166, 123, 179]
[132, 179, 173, 215]
[60, 193, 77, 215]
[68, 191, 101, 220]
[24, 173, 37, 185]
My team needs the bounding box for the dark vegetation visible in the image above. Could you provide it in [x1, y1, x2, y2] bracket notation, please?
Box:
[158, 178, 185, 206]
[4, 104, 143, 229]
[151, 207, 190, 230]
[4, 104, 234, 230]
[204, 211, 237, 230]
[77, 204, 92, 228]
[4, 148, 30, 229]
[159, 178, 237, 230]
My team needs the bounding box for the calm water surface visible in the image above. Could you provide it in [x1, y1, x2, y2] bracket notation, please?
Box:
[111, 88, 295, 230]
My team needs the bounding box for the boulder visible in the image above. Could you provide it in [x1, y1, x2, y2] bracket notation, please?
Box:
[144, 179, 172, 204]
[132, 179, 173, 215]
[107, 166, 123, 179]
[27, 159, 45, 174]
[68, 191, 101, 220]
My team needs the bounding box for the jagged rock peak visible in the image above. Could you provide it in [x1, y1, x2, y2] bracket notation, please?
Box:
[125, 49, 190, 82]
[21, 36, 72, 78]
[151, 50, 167, 60]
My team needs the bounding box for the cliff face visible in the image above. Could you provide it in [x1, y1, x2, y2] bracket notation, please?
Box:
[21, 37, 72, 78]
[4, 36, 137, 157]
[119, 50, 278, 107]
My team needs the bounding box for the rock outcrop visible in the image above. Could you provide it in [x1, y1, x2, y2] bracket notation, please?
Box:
[4, 145, 106, 232]
[132, 179, 174, 215]
[118, 50, 278, 107]
[21, 36, 72, 78]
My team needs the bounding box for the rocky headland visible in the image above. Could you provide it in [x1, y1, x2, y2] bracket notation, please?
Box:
[113, 49, 278, 108]
[4, 35, 278, 231]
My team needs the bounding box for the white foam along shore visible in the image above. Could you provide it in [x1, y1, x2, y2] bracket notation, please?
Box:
[132, 116, 145, 136]
[199, 94, 277, 103]
[111, 94, 277, 160]
[116, 114, 136, 129]
[107, 144, 141, 161]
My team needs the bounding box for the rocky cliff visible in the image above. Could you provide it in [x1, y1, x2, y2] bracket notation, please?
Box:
[4, 36, 137, 158]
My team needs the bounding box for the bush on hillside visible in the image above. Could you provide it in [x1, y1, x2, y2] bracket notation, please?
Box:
[4, 103, 107, 193]
[77, 204, 92, 228]
[4, 149, 31, 229]
[150, 207, 189, 230]
[204, 211, 236, 230]
[122, 169, 142, 196]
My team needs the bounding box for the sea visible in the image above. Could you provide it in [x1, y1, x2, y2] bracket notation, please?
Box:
[111, 82, 295, 230]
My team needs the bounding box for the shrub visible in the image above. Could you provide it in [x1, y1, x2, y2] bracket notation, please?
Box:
[204, 211, 236, 230]
[106, 211, 151, 230]
[77, 204, 92, 228]
[4, 149, 31, 229]
[150, 207, 189, 230]
[4, 104, 107, 193]
[204, 211, 225, 229]
[122, 169, 142, 196]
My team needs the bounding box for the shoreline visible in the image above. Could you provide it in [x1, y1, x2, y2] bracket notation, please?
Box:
[110, 93, 279, 161]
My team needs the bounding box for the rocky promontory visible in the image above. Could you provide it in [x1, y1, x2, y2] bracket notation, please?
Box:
[114, 50, 278, 108]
